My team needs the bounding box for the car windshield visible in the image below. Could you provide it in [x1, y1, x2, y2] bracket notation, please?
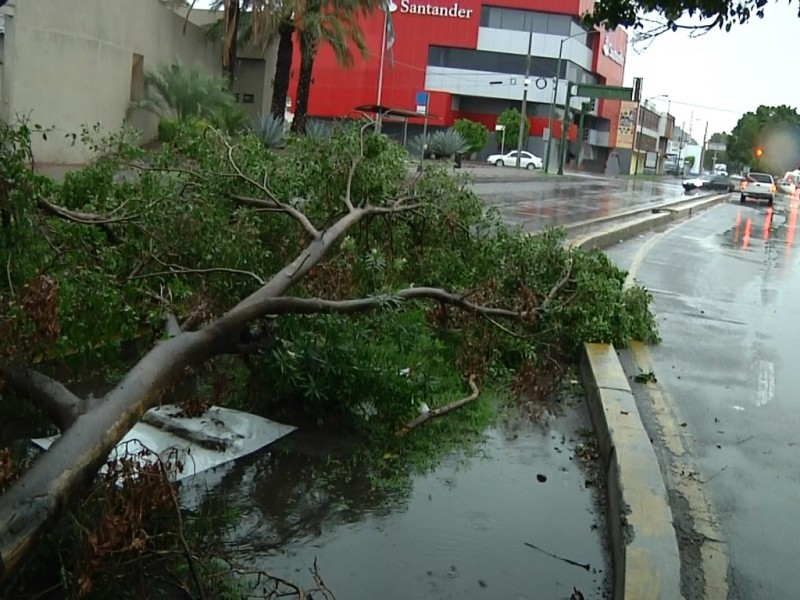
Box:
[748, 173, 772, 183]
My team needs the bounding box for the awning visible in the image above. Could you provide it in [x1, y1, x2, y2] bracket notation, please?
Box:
[353, 104, 441, 121]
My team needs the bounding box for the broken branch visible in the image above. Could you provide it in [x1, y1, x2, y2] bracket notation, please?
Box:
[229, 194, 320, 239]
[397, 375, 479, 435]
[0, 365, 86, 431]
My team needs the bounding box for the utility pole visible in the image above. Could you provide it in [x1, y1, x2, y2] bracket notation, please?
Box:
[676, 122, 685, 177]
[634, 103, 645, 175]
[516, 29, 533, 169]
[700, 120, 709, 171]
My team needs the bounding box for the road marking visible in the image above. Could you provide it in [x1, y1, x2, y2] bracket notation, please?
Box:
[625, 220, 730, 599]
[630, 343, 730, 600]
[624, 215, 708, 288]
[756, 360, 775, 407]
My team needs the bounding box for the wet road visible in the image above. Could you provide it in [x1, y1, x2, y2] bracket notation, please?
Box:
[606, 196, 800, 599]
[475, 178, 692, 233]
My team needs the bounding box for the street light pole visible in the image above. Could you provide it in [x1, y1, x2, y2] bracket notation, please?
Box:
[544, 30, 596, 173]
[516, 29, 533, 169]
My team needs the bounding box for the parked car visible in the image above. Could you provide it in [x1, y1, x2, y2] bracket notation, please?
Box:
[739, 172, 776, 205]
[682, 172, 735, 193]
[777, 170, 800, 194]
[486, 150, 543, 170]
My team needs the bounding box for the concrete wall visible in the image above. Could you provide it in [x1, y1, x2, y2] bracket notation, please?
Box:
[2, 0, 221, 164]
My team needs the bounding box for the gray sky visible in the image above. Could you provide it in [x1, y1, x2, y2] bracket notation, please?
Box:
[624, 1, 799, 138]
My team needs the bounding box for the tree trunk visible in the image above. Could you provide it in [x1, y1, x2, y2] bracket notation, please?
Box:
[291, 31, 317, 134]
[0, 203, 386, 581]
[270, 20, 295, 120]
[223, 0, 241, 88]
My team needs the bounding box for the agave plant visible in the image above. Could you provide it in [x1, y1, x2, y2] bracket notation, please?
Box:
[305, 118, 331, 139]
[252, 113, 286, 148]
[427, 129, 469, 159]
[408, 133, 431, 159]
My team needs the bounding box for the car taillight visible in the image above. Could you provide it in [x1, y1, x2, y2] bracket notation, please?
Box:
[771, 184, 777, 193]
[740, 181, 747, 190]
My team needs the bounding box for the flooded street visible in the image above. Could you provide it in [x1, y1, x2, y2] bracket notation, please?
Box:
[183, 394, 611, 599]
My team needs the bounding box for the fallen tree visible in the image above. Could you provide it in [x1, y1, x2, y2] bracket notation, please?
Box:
[0, 118, 658, 591]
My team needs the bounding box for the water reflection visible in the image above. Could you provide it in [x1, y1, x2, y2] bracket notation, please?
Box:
[186, 407, 610, 599]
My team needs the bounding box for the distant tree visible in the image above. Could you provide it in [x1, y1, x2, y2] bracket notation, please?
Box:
[453, 119, 489, 157]
[496, 109, 529, 154]
[727, 105, 800, 173]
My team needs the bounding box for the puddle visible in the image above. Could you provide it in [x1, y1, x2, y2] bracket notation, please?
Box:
[184, 397, 611, 599]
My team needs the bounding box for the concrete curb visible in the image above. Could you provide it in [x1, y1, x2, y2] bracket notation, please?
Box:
[569, 192, 729, 251]
[580, 343, 683, 600]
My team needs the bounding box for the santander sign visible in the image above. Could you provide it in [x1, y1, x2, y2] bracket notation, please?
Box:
[392, 0, 474, 18]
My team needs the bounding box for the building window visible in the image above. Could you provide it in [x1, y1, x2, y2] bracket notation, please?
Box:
[480, 6, 581, 37]
[242, 93, 255, 104]
[130, 53, 144, 102]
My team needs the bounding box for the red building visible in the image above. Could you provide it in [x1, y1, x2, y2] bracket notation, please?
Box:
[287, 0, 628, 167]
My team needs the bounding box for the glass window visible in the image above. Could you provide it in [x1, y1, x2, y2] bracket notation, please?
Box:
[547, 14, 571, 36]
[501, 8, 527, 31]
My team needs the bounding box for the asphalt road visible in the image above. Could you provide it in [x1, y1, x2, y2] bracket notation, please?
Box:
[474, 176, 693, 232]
[606, 195, 800, 599]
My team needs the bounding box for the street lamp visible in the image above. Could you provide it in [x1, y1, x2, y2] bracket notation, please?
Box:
[544, 29, 598, 173]
[634, 94, 669, 175]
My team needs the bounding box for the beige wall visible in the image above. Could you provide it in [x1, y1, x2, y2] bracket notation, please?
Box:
[2, 0, 222, 164]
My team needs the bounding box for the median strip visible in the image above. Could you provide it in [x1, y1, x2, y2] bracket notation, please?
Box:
[580, 343, 683, 600]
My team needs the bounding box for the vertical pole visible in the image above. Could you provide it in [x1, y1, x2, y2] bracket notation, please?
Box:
[700, 120, 709, 171]
[557, 83, 573, 175]
[676, 122, 685, 177]
[545, 39, 564, 173]
[501, 128, 506, 156]
[634, 102, 645, 175]
[576, 103, 588, 166]
[516, 29, 533, 169]
[375, 9, 388, 132]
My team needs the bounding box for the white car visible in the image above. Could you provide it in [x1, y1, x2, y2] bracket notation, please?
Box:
[486, 150, 542, 170]
[739, 172, 776, 205]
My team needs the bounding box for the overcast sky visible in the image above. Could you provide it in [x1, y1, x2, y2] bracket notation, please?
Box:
[624, 1, 799, 138]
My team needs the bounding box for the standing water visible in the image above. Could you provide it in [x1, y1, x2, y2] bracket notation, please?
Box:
[183, 394, 611, 599]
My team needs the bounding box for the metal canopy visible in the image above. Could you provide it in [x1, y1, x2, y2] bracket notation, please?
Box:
[353, 104, 441, 121]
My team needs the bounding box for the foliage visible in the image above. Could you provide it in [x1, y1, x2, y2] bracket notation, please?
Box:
[426, 129, 469, 159]
[453, 119, 489, 155]
[496, 108, 530, 153]
[128, 60, 236, 124]
[581, 0, 786, 36]
[727, 105, 800, 173]
[0, 118, 659, 593]
[251, 113, 286, 148]
[157, 118, 179, 143]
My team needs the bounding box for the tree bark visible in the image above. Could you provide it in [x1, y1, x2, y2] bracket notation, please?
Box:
[270, 19, 295, 120]
[223, 0, 241, 88]
[291, 30, 317, 134]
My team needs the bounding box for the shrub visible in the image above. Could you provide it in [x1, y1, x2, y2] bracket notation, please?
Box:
[157, 118, 179, 143]
[453, 119, 489, 156]
[427, 129, 469, 159]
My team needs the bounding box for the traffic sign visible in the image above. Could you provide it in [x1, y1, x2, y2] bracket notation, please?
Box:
[415, 91, 429, 114]
[575, 84, 633, 101]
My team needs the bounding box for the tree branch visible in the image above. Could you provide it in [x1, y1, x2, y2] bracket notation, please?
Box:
[397, 375, 480, 435]
[36, 199, 133, 225]
[229, 194, 320, 239]
[128, 265, 265, 285]
[249, 287, 523, 320]
[213, 129, 322, 239]
[0, 366, 86, 431]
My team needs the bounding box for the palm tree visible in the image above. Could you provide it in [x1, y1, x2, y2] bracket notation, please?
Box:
[207, 0, 291, 120]
[128, 61, 235, 122]
[291, 0, 379, 133]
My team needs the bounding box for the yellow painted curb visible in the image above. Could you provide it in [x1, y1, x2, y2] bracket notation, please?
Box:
[580, 343, 683, 600]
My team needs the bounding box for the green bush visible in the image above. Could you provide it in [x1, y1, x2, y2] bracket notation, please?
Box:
[157, 118, 179, 143]
[496, 108, 530, 152]
[453, 118, 489, 155]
